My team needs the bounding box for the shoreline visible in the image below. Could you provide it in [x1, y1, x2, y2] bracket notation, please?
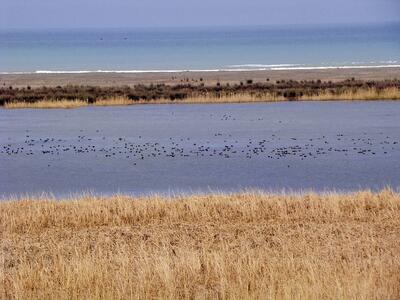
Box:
[2, 64, 400, 75]
[4, 94, 400, 109]
[2, 187, 399, 202]
[2, 77, 399, 108]
[2, 67, 400, 88]
[2, 189, 400, 298]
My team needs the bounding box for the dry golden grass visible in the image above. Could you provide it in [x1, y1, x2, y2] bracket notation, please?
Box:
[178, 92, 285, 103]
[4, 99, 89, 109]
[1, 190, 400, 299]
[181, 87, 399, 103]
[2, 94, 283, 109]
[93, 96, 134, 107]
[3, 97, 134, 109]
[305, 87, 400, 101]
[3, 87, 400, 109]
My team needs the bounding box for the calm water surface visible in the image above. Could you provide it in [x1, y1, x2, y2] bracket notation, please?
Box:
[1, 23, 399, 72]
[1, 101, 400, 198]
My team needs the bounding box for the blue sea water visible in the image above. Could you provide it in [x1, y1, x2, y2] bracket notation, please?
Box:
[0, 23, 399, 73]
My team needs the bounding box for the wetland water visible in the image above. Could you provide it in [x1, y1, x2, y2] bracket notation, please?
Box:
[1, 101, 400, 198]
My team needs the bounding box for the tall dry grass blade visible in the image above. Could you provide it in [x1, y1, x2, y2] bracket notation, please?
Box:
[1, 191, 400, 299]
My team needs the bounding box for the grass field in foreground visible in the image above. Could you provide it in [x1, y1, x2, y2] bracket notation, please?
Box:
[2, 190, 400, 299]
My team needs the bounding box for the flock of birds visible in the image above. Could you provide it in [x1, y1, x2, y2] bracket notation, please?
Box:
[1, 130, 398, 166]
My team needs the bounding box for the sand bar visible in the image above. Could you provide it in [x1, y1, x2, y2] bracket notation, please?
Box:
[1, 67, 400, 88]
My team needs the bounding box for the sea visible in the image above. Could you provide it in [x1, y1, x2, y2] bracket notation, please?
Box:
[0, 22, 399, 74]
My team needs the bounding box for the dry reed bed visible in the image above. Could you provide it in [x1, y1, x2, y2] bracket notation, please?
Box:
[3, 97, 134, 109]
[3, 87, 400, 109]
[1, 190, 400, 299]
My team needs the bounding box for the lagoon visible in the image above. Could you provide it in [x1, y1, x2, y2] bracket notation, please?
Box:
[1, 101, 400, 198]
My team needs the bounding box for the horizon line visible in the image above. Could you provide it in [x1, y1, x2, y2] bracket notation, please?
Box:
[2, 20, 399, 32]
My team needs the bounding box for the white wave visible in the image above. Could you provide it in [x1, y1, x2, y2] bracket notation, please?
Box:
[228, 64, 301, 68]
[379, 60, 398, 64]
[1, 68, 272, 74]
[36, 70, 185, 74]
[34, 69, 231, 74]
[0, 71, 34, 75]
[1, 63, 400, 75]
[270, 65, 400, 71]
[345, 60, 399, 65]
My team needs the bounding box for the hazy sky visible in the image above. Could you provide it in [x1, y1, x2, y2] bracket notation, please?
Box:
[1, 0, 399, 29]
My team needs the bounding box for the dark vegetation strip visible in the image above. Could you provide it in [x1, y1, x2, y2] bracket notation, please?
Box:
[1, 78, 399, 105]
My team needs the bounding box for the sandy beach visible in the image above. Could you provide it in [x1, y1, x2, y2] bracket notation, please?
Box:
[2, 67, 400, 88]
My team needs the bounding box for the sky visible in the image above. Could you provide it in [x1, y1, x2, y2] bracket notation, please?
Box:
[1, 0, 399, 29]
